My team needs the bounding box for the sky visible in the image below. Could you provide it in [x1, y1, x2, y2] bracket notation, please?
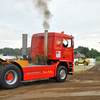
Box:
[0, 0, 100, 51]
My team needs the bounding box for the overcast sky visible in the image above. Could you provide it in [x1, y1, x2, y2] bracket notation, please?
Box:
[0, 0, 100, 51]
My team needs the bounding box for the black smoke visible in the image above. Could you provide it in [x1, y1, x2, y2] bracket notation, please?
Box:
[33, 0, 53, 29]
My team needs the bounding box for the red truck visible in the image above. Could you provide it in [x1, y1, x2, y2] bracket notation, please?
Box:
[0, 30, 74, 89]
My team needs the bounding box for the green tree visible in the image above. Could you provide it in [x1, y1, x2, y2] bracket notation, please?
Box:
[74, 46, 100, 58]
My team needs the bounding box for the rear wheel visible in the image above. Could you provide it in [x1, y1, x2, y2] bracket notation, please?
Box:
[55, 66, 67, 82]
[84, 62, 88, 66]
[0, 64, 21, 89]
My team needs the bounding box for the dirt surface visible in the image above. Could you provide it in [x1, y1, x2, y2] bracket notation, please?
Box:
[0, 65, 100, 100]
[85, 63, 100, 73]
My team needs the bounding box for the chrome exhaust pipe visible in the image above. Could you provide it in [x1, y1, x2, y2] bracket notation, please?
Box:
[22, 34, 28, 60]
[44, 30, 48, 64]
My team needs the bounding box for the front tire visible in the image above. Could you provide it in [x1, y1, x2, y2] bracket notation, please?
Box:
[55, 66, 67, 82]
[0, 64, 21, 89]
[75, 61, 79, 66]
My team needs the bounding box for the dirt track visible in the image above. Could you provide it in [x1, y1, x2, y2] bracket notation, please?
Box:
[0, 71, 100, 100]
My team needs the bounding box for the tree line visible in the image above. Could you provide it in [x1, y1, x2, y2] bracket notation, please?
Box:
[74, 46, 100, 58]
[0, 46, 100, 58]
[0, 47, 30, 56]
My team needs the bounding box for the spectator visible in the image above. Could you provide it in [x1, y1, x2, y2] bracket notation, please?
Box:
[14, 55, 20, 61]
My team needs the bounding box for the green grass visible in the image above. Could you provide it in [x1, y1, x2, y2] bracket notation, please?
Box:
[95, 61, 100, 65]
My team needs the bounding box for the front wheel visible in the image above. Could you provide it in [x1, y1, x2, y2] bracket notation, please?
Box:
[55, 66, 67, 82]
[0, 64, 21, 89]
[75, 61, 79, 66]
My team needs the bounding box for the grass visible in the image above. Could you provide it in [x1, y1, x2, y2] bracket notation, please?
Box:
[95, 61, 100, 65]
[74, 65, 94, 72]
[74, 61, 100, 72]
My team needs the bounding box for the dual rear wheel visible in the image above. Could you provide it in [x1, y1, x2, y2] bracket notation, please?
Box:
[0, 64, 21, 89]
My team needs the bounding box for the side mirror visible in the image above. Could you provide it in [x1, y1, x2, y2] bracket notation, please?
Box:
[72, 40, 74, 47]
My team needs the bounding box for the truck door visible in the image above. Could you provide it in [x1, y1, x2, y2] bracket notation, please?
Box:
[62, 38, 72, 62]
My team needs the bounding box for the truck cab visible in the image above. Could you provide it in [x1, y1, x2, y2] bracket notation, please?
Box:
[31, 32, 74, 73]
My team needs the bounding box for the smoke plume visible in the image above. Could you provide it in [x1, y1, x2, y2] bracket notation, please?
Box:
[33, 0, 53, 29]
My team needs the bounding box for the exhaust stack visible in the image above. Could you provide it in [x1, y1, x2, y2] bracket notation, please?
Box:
[22, 34, 28, 60]
[44, 30, 48, 64]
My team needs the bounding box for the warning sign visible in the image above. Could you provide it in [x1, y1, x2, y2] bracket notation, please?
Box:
[56, 51, 61, 58]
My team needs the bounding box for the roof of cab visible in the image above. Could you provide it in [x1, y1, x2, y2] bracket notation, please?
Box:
[32, 32, 72, 39]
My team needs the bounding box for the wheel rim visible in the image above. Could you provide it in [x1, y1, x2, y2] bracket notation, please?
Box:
[5, 70, 18, 85]
[76, 62, 78, 65]
[60, 69, 66, 80]
[84, 62, 87, 66]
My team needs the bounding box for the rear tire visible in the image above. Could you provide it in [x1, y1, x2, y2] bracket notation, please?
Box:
[0, 64, 21, 89]
[55, 66, 67, 82]
[86, 61, 89, 65]
[84, 62, 88, 66]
